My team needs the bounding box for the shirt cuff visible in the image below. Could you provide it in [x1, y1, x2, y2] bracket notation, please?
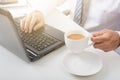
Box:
[115, 46, 120, 54]
[114, 31, 120, 54]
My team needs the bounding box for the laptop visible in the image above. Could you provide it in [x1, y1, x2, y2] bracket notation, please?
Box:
[0, 8, 64, 62]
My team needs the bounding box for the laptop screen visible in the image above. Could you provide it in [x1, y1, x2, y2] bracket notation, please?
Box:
[0, 10, 30, 62]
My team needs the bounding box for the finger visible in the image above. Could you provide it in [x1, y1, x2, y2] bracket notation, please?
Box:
[33, 20, 44, 31]
[28, 16, 37, 33]
[92, 35, 105, 43]
[33, 23, 42, 31]
[24, 14, 32, 33]
[93, 42, 111, 52]
[92, 31, 103, 37]
[103, 49, 110, 52]
[94, 42, 104, 49]
[92, 31, 111, 43]
[20, 18, 26, 31]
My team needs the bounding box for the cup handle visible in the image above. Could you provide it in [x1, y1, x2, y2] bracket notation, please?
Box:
[88, 34, 94, 47]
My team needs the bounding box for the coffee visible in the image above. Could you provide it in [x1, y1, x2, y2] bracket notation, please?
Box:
[67, 34, 85, 40]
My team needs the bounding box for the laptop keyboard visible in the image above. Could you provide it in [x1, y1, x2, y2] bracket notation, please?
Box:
[20, 29, 58, 51]
[14, 18, 60, 52]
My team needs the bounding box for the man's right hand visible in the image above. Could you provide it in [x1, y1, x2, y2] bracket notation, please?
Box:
[20, 11, 45, 33]
[91, 29, 120, 52]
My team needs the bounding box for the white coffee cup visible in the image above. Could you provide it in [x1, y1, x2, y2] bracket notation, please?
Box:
[64, 30, 93, 54]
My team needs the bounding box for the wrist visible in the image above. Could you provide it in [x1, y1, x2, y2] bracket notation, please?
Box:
[114, 31, 120, 54]
[116, 31, 120, 48]
[117, 31, 120, 46]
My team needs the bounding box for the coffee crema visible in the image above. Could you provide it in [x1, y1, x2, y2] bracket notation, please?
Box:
[67, 34, 85, 40]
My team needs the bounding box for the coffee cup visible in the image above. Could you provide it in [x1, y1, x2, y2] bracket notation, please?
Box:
[64, 30, 93, 54]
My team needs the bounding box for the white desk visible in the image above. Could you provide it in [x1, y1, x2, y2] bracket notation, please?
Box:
[0, 9, 120, 80]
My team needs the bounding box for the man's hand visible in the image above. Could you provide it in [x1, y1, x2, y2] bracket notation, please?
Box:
[91, 29, 120, 52]
[20, 11, 44, 33]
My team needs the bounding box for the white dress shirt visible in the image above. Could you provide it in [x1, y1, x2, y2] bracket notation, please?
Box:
[84, 0, 120, 32]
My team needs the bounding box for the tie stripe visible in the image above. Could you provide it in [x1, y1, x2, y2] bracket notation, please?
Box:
[74, 0, 82, 25]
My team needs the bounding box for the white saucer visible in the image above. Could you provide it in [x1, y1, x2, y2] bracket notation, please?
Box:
[63, 51, 103, 76]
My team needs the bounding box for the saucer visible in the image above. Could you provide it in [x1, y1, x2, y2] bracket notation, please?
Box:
[62, 51, 103, 76]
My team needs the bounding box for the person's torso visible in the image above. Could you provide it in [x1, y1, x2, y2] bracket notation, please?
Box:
[84, 0, 120, 32]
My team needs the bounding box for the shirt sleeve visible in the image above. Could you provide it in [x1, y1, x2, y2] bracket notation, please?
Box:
[114, 31, 120, 54]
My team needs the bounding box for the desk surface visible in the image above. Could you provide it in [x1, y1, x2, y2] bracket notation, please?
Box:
[0, 9, 120, 80]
